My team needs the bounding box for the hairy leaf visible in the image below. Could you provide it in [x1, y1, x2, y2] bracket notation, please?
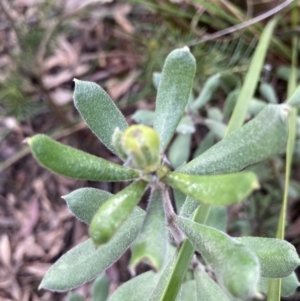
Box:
[74, 79, 128, 158]
[109, 271, 159, 301]
[39, 210, 145, 291]
[63, 188, 112, 224]
[130, 189, 167, 270]
[29, 134, 139, 181]
[169, 134, 191, 169]
[92, 274, 110, 301]
[154, 47, 196, 151]
[164, 171, 258, 205]
[237, 237, 299, 278]
[67, 292, 85, 301]
[89, 180, 147, 246]
[194, 268, 231, 301]
[178, 105, 289, 175]
[176, 217, 260, 299]
[190, 73, 221, 110]
[180, 280, 196, 301]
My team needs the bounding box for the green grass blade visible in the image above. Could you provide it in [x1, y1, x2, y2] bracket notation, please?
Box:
[267, 279, 282, 301]
[268, 7, 298, 301]
[225, 18, 278, 135]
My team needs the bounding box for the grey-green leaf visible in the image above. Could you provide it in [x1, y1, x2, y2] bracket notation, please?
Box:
[164, 171, 259, 206]
[181, 280, 196, 301]
[190, 73, 221, 110]
[248, 98, 267, 116]
[39, 210, 145, 291]
[169, 134, 191, 169]
[175, 217, 260, 299]
[178, 104, 289, 175]
[286, 85, 300, 106]
[73, 79, 128, 158]
[206, 206, 227, 232]
[194, 267, 231, 301]
[130, 189, 168, 270]
[260, 273, 300, 297]
[29, 134, 139, 182]
[131, 110, 155, 126]
[148, 255, 178, 301]
[204, 119, 226, 139]
[154, 47, 196, 152]
[176, 116, 195, 134]
[259, 82, 278, 104]
[236, 237, 299, 278]
[207, 107, 223, 122]
[67, 292, 85, 301]
[173, 189, 187, 213]
[193, 131, 215, 158]
[92, 274, 110, 301]
[109, 271, 159, 301]
[63, 188, 112, 224]
[179, 196, 199, 218]
[223, 89, 240, 120]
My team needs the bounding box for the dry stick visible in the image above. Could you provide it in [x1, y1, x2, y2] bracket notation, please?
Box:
[0, 121, 86, 173]
[0, 0, 22, 46]
[188, 0, 294, 45]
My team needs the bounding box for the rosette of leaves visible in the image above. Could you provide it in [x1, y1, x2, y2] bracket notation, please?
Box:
[28, 46, 299, 300]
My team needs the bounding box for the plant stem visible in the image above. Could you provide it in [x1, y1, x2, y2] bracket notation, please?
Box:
[162, 186, 184, 244]
[160, 204, 211, 301]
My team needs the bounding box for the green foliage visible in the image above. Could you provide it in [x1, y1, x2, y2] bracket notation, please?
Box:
[91, 274, 110, 301]
[28, 45, 299, 300]
[74, 80, 128, 158]
[179, 104, 289, 175]
[154, 47, 196, 151]
[130, 189, 168, 270]
[28, 134, 139, 181]
[194, 268, 230, 301]
[164, 172, 258, 205]
[39, 208, 145, 291]
[89, 180, 147, 246]
[176, 217, 260, 299]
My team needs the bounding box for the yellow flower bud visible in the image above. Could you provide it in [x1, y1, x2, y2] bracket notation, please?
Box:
[121, 125, 160, 172]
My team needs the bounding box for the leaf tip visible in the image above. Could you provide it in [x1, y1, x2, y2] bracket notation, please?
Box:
[182, 45, 190, 52]
[24, 137, 32, 145]
[280, 103, 291, 115]
[38, 280, 46, 291]
[253, 180, 260, 190]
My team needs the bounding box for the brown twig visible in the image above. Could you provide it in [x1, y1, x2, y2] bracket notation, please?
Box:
[188, 0, 294, 46]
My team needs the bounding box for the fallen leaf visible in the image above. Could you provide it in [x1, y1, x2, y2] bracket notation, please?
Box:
[51, 89, 73, 106]
[0, 234, 11, 268]
[107, 70, 140, 99]
[113, 4, 135, 34]
[18, 199, 39, 238]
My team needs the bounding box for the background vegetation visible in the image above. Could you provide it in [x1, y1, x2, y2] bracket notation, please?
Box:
[0, 0, 299, 300]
